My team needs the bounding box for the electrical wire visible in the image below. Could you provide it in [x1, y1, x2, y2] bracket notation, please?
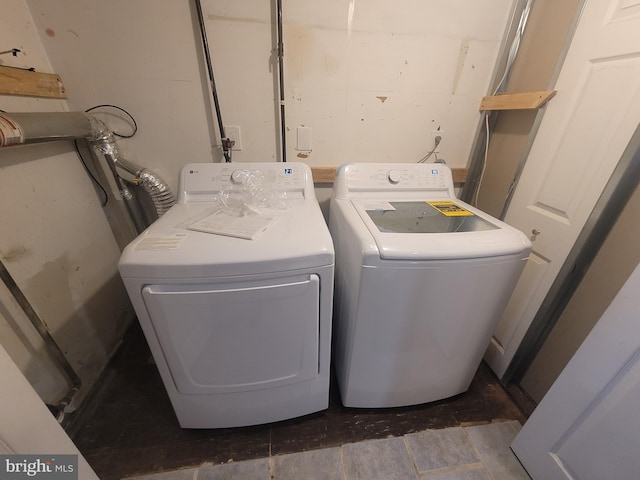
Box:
[74, 139, 109, 206]
[418, 136, 442, 163]
[473, 0, 533, 206]
[473, 114, 491, 206]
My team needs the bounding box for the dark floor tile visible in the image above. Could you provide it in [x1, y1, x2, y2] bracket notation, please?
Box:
[80, 449, 119, 480]
[159, 429, 272, 471]
[69, 324, 525, 480]
[449, 366, 527, 426]
[84, 445, 167, 480]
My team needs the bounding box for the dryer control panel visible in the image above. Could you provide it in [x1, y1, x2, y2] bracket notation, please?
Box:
[177, 162, 313, 202]
[333, 163, 454, 198]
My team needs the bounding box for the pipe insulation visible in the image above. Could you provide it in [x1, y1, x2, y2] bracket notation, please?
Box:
[0, 112, 96, 146]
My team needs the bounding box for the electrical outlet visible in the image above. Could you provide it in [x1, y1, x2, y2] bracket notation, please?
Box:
[431, 129, 443, 153]
[225, 125, 242, 151]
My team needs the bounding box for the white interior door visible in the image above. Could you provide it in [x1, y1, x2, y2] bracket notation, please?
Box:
[485, 0, 640, 377]
[0, 344, 98, 479]
[511, 260, 640, 479]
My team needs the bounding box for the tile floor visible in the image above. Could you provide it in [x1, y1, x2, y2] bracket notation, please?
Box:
[68, 325, 529, 480]
[124, 421, 530, 480]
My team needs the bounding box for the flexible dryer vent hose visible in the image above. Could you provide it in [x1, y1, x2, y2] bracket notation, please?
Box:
[89, 130, 176, 222]
[137, 169, 176, 217]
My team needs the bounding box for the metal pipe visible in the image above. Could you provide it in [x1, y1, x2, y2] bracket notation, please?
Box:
[194, 0, 232, 162]
[114, 156, 144, 177]
[0, 112, 94, 146]
[276, 0, 287, 162]
[88, 132, 148, 233]
[89, 131, 175, 224]
[0, 260, 81, 416]
[114, 152, 176, 218]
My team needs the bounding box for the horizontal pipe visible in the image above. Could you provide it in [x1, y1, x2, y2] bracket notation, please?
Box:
[0, 112, 94, 146]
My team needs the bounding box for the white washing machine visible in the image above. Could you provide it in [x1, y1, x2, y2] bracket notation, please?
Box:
[119, 162, 334, 428]
[329, 163, 531, 408]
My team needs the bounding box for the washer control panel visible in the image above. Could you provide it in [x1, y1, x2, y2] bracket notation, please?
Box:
[336, 163, 452, 193]
[178, 163, 311, 202]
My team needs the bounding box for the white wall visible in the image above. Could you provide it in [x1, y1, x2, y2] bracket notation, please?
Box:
[0, 0, 133, 407]
[26, 0, 219, 193]
[26, 0, 514, 191]
[204, 0, 515, 169]
[1, 0, 515, 408]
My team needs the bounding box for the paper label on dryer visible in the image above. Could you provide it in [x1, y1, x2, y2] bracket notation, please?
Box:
[134, 233, 187, 251]
[427, 201, 474, 217]
[187, 209, 277, 240]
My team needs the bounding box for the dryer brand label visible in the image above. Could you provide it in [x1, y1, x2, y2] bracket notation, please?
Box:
[427, 201, 474, 217]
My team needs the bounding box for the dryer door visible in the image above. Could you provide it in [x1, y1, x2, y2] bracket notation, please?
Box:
[141, 275, 320, 394]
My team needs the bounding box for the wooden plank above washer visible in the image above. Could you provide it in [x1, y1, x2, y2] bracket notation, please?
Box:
[311, 166, 468, 184]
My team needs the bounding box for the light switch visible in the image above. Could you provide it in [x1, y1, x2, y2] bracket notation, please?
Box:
[296, 126, 311, 151]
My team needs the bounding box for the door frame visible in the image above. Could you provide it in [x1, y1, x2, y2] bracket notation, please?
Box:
[504, 122, 640, 384]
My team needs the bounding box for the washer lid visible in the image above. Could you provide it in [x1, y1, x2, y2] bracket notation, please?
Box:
[352, 199, 530, 260]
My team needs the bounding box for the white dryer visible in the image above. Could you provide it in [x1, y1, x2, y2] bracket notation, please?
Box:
[119, 162, 334, 428]
[329, 163, 530, 408]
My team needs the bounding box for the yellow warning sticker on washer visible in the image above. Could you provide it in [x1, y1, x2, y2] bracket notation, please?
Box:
[427, 201, 474, 217]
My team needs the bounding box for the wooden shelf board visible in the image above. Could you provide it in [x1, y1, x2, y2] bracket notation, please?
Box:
[0, 66, 67, 99]
[480, 90, 556, 111]
[311, 166, 468, 184]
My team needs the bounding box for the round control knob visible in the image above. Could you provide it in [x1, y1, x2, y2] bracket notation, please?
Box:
[230, 170, 245, 184]
[387, 169, 402, 184]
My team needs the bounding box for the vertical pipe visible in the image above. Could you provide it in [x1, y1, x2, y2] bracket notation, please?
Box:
[276, 0, 287, 162]
[194, 0, 231, 162]
[88, 133, 148, 234]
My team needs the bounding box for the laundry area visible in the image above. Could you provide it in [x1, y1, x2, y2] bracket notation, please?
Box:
[3, 0, 640, 479]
